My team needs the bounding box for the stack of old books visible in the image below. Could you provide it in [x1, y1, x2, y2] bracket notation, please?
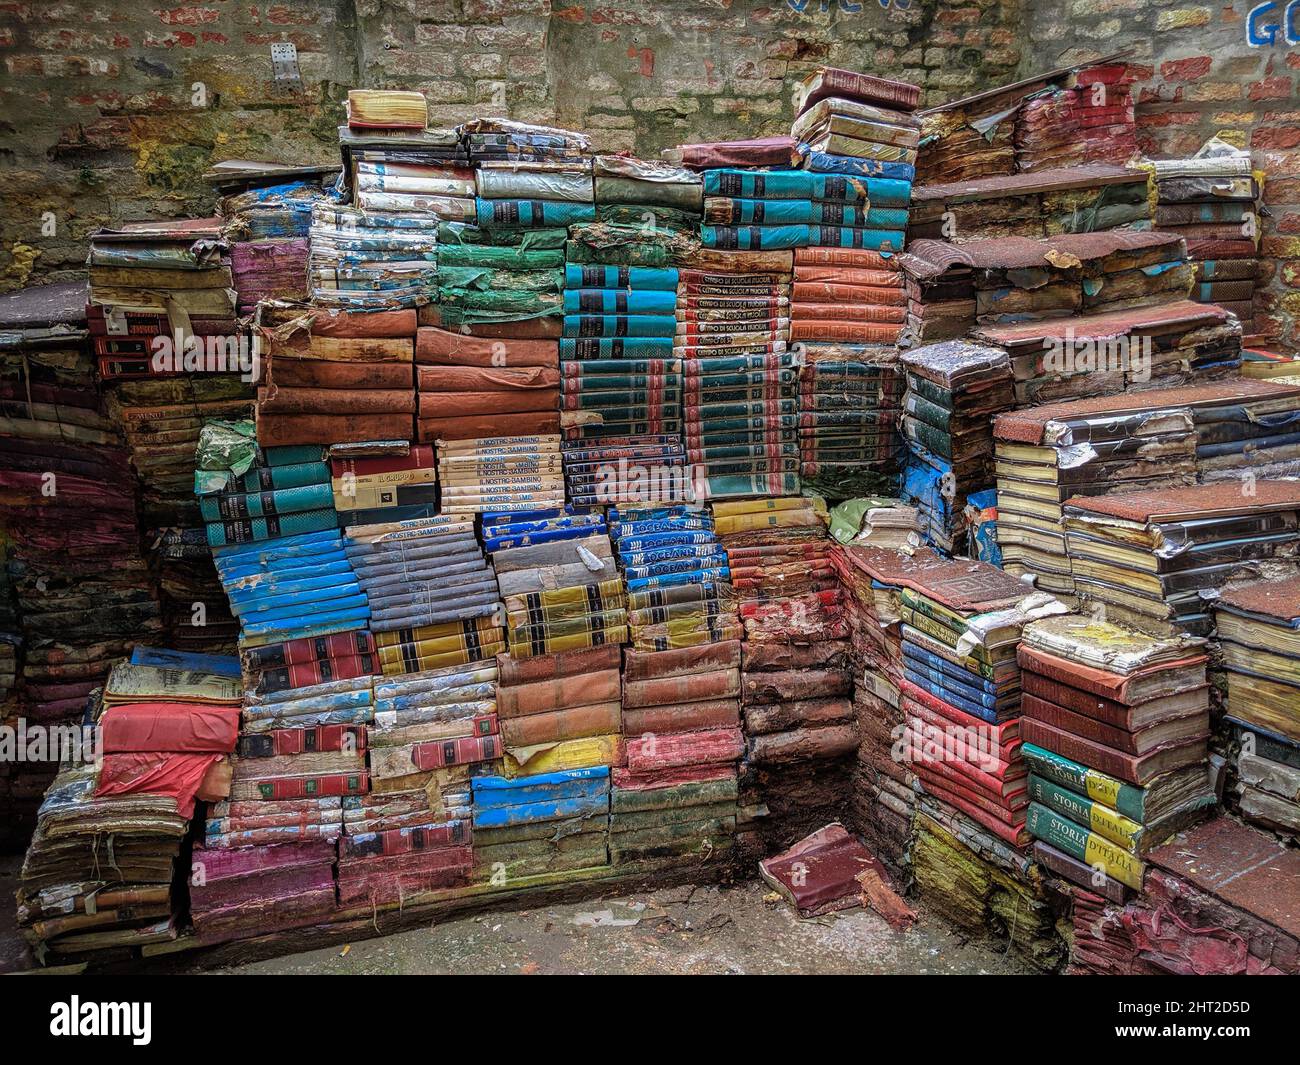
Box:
[561, 434, 689, 508]
[1062, 481, 1300, 636]
[432, 218, 566, 335]
[309, 198, 437, 311]
[1214, 574, 1300, 840]
[834, 545, 948, 875]
[190, 839, 338, 943]
[1018, 613, 1215, 895]
[897, 231, 1193, 346]
[486, 513, 628, 708]
[213, 164, 339, 313]
[88, 218, 237, 331]
[344, 92, 474, 221]
[214, 527, 368, 651]
[790, 246, 907, 347]
[345, 512, 500, 643]
[797, 341, 903, 501]
[496, 645, 623, 763]
[330, 441, 438, 525]
[349, 662, 499, 905]
[612, 505, 740, 651]
[470, 766, 611, 882]
[21, 652, 242, 956]
[417, 346, 560, 444]
[0, 284, 162, 824]
[366, 658, 501, 823]
[992, 391, 1198, 594]
[1151, 138, 1261, 333]
[899, 340, 1015, 553]
[256, 306, 416, 446]
[415, 323, 561, 442]
[673, 241, 797, 498]
[461, 117, 590, 165]
[971, 299, 1241, 406]
[699, 167, 885, 252]
[908, 165, 1151, 242]
[241, 630, 378, 696]
[560, 262, 682, 444]
[592, 154, 703, 232]
[616, 640, 743, 864]
[791, 66, 920, 178]
[197, 427, 337, 547]
[895, 559, 1065, 848]
[1014, 62, 1138, 172]
[436, 434, 565, 515]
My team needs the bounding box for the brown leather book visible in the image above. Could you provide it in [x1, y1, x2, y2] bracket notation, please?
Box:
[495, 668, 621, 718]
[496, 645, 621, 686]
[1016, 644, 1207, 704]
[1020, 692, 1209, 756]
[1020, 668, 1209, 731]
[622, 667, 741, 709]
[499, 701, 622, 747]
[622, 641, 742, 683]
[621, 699, 740, 737]
[1019, 717, 1207, 786]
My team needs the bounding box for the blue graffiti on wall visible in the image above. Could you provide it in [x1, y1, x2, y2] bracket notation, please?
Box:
[1247, 1, 1300, 45]
[787, 0, 911, 12]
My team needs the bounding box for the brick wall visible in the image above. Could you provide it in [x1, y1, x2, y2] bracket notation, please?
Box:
[1025, 1, 1300, 346]
[0, 0, 1024, 290]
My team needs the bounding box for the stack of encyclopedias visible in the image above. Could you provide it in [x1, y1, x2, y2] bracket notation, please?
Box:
[899, 340, 1015, 554]
[256, 306, 417, 447]
[561, 259, 683, 444]
[309, 203, 437, 311]
[616, 640, 745, 864]
[1018, 614, 1215, 899]
[345, 512, 503, 670]
[471, 766, 612, 882]
[415, 325, 560, 443]
[435, 434, 565, 514]
[1214, 574, 1300, 841]
[1062, 481, 1300, 637]
[610, 504, 737, 650]
[345, 658, 501, 906]
[1151, 137, 1261, 332]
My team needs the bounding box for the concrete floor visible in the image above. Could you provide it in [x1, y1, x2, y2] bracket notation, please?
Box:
[202, 879, 1031, 975]
[1, 851, 1031, 975]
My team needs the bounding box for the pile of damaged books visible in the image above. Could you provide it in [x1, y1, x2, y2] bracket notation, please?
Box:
[1214, 573, 1300, 841]
[1019, 614, 1215, 898]
[1150, 137, 1261, 333]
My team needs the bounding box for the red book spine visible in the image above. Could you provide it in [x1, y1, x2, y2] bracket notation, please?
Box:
[255, 772, 369, 799]
[901, 699, 1022, 783]
[339, 821, 468, 859]
[899, 679, 1019, 747]
[273, 631, 377, 668]
[1020, 692, 1138, 753]
[409, 733, 502, 771]
[920, 778, 1029, 849]
[240, 724, 369, 757]
[915, 757, 1026, 822]
[1019, 717, 1143, 785]
[280, 654, 377, 689]
[1020, 669, 1133, 729]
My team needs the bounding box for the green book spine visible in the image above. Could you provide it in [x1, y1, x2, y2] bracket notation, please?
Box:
[1026, 773, 1143, 853]
[904, 419, 953, 459]
[1020, 743, 1147, 822]
[905, 392, 953, 432]
[1025, 802, 1145, 889]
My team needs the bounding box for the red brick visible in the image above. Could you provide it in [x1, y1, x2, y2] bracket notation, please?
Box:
[153, 6, 221, 25]
[1160, 55, 1212, 81]
[1249, 76, 1293, 101]
[1254, 126, 1300, 150]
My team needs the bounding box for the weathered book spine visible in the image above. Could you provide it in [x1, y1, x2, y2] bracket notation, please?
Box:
[1021, 693, 1141, 753]
[499, 702, 622, 747]
[1026, 774, 1142, 853]
[1024, 802, 1145, 889]
[623, 668, 740, 708]
[1019, 740, 1147, 821]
